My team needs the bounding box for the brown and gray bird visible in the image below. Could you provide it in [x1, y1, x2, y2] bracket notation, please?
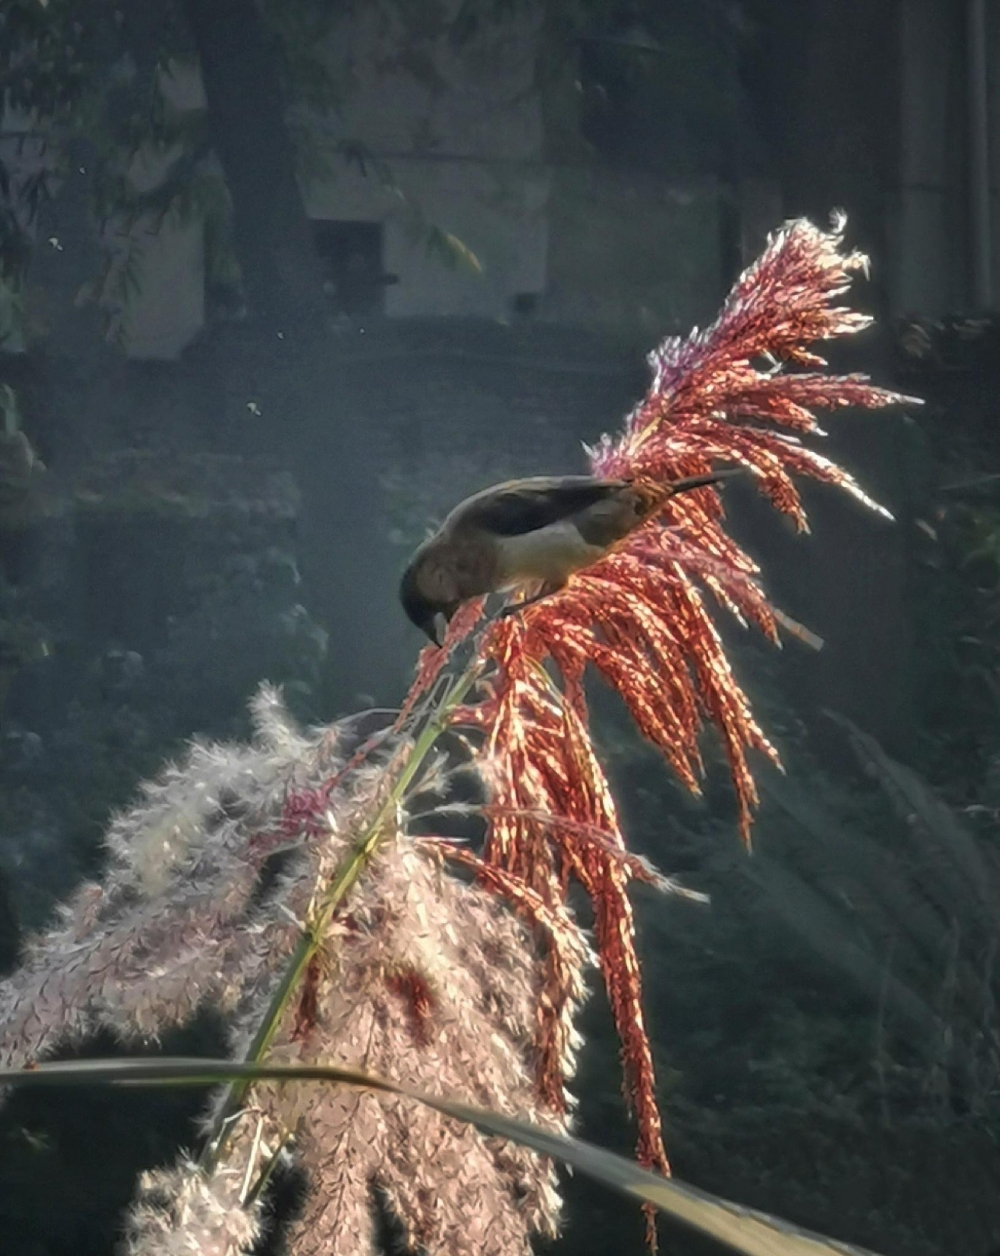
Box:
[399, 469, 740, 646]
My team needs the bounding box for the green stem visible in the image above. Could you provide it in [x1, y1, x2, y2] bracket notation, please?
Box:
[244, 1129, 293, 1206]
[201, 660, 480, 1173]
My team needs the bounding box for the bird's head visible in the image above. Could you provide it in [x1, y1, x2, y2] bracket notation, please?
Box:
[399, 553, 457, 648]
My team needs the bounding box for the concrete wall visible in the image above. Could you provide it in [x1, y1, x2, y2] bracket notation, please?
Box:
[4, 1, 732, 357]
[543, 167, 726, 337]
[305, 2, 733, 329]
[891, 0, 967, 316]
[112, 62, 208, 359]
[303, 1, 549, 320]
[892, 0, 1000, 316]
[304, 156, 550, 321]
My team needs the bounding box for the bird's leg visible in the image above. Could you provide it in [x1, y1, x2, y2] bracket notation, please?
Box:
[498, 580, 566, 619]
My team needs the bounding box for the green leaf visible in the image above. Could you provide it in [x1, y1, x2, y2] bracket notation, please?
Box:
[424, 225, 484, 275]
[0, 1055, 885, 1256]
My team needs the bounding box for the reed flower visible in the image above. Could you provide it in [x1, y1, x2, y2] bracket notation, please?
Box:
[404, 214, 916, 1238]
[0, 686, 589, 1256]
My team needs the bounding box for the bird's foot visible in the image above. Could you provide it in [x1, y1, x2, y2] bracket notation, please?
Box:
[498, 582, 565, 620]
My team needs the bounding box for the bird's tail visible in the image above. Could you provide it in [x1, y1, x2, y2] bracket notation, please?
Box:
[626, 467, 743, 516]
[664, 467, 744, 497]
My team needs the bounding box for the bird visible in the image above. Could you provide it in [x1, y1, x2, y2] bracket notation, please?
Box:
[399, 468, 741, 646]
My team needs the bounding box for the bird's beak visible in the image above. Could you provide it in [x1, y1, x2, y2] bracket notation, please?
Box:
[430, 612, 450, 648]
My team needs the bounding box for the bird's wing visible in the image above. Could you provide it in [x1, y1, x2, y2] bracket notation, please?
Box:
[448, 477, 628, 537]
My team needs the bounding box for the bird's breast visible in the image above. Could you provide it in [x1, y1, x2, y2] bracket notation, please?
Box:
[493, 521, 605, 588]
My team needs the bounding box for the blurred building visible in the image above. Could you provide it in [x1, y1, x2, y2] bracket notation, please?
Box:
[4, 0, 998, 360]
[5, 3, 732, 360]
